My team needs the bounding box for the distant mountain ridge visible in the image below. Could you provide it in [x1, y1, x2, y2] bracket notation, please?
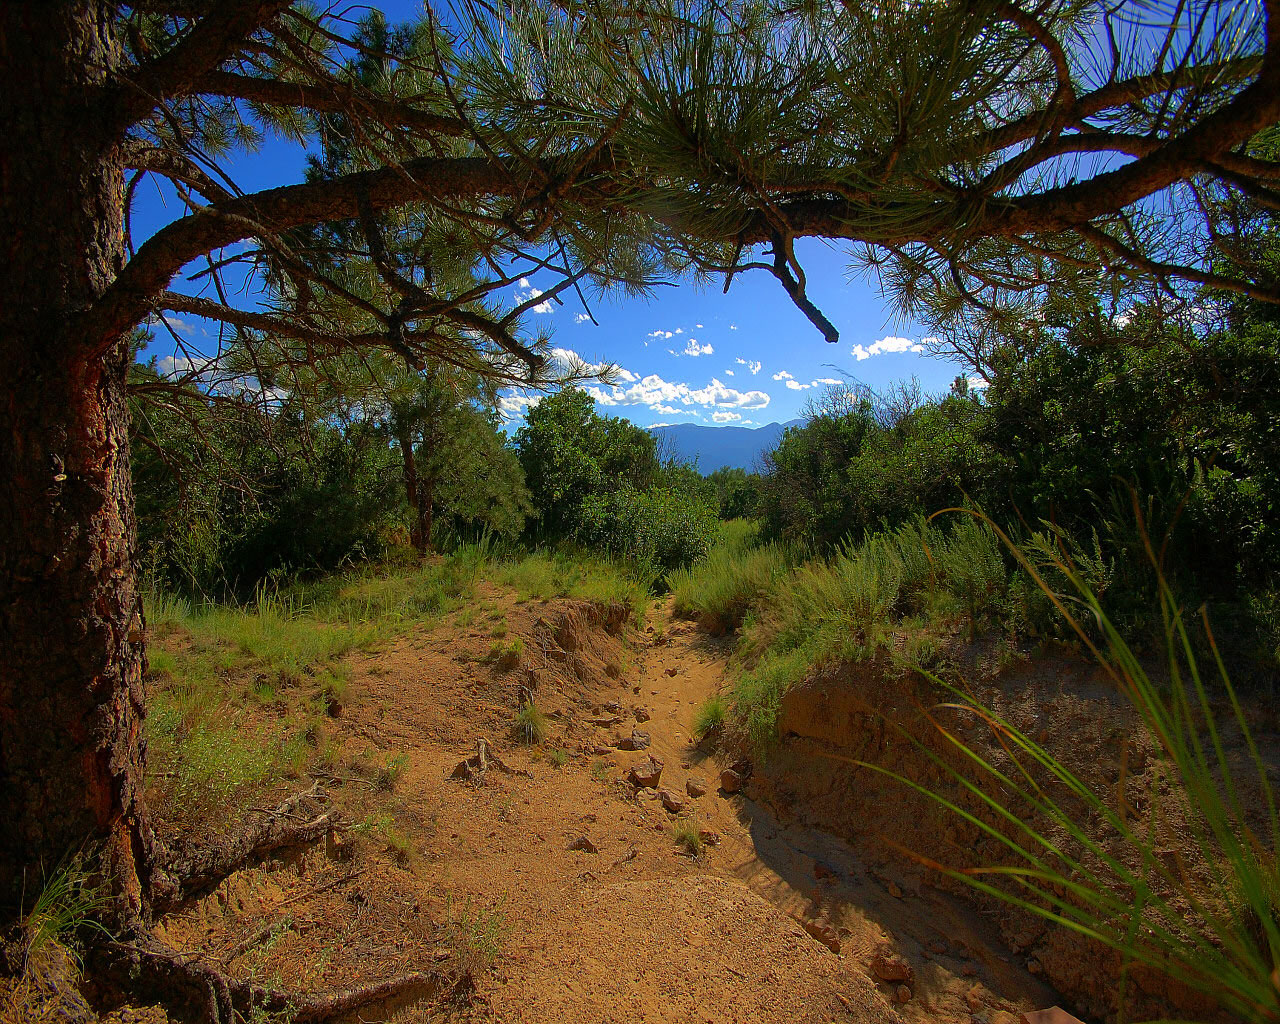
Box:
[650, 418, 804, 472]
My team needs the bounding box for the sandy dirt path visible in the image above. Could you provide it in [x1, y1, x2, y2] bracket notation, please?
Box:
[154, 588, 1056, 1024]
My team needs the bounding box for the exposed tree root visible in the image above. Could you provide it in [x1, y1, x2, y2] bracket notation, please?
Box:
[154, 783, 339, 909]
[94, 935, 463, 1024]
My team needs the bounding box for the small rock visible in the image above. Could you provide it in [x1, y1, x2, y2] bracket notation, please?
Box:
[602, 701, 623, 715]
[887, 880, 903, 898]
[591, 716, 623, 728]
[664, 667, 678, 677]
[632, 686, 641, 695]
[896, 984, 912, 1004]
[634, 708, 651, 723]
[616, 729, 651, 751]
[568, 836, 598, 853]
[813, 861, 835, 880]
[627, 756, 664, 789]
[605, 662, 622, 679]
[926, 939, 947, 955]
[870, 952, 913, 984]
[698, 829, 720, 846]
[685, 777, 708, 798]
[800, 918, 841, 953]
[719, 768, 743, 793]
[728, 757, 753, 779]
[659, 789, 685, 814]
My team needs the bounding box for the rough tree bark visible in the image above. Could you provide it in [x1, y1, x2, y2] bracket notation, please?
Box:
[397, 425, 427, 554]
[0, 1, 154, 919]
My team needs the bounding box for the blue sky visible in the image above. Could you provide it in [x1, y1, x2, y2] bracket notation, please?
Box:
[503, 245, 961, 428]
[135, 0, 970, 431]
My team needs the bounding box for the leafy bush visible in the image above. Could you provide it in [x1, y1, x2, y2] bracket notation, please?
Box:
[576, 486, 717, 575]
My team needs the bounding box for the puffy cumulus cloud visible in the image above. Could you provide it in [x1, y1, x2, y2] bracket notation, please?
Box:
[724, 368, 735, 376]
[967, 375, 989, 391]
[729, 323, 738, 330]
[549, 346, 607, 376]
[648, 329, 674, 339]
[772, 369, 793, 380]
[674, 327, 684, 334]
[650, 404, 697, 415]
[514, 279, 552, 314]
[785, 379, 811, 390]
[587, 374, 770, 412]
[735, 358, 763, 375]
[616, 368, 639, 383]
[574, 313, 592, 323]
[712, 411, 742, 423]
[682, 338, 713, 357]
[812, 377, 842, 386]
[498, 391, 541, 418]
[851, 335, 923, 360]
[695, 323, 704, 329]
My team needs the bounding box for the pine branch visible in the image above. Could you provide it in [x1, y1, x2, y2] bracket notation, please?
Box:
[111, 0, 294, 136]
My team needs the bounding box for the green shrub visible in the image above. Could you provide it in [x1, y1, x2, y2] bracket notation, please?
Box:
[513, 699, 548, 744]
[576, 486, 718, 576]
[669, 539, 790, 630]
[692, 694, 726, 740]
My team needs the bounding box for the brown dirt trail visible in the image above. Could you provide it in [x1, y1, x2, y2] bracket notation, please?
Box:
[138, 587, 1059, 1024]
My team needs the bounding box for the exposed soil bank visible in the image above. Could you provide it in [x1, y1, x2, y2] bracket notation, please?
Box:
[739, 644, 1275, 1023]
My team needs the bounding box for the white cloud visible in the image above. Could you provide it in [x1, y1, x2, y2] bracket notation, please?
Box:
[734, 358, 763, 375]
[851, 335, 924, 361]
[585, 374, 770, 412]
[712, 411, 742, 423]
[724, 369, 735, 376]
[812, 377, 842, 386]
[515, 280, 552, 314]
[616, 368, 638, 383]
[574, 313, 592, 323]
[682, 338, 713, 357]
[967, 375, 989, 391]
[1113, 308, 1135, 328]
[648, 329, 674, 339]
[674, 328, 684, 334]
[498, 391, 541, 418]
[651, 404, 697, 416]
[729, 324, 738, 330]
[785, 379, 811, 390]
[695, 323, 704, 329]
[772, 370, 793, 380]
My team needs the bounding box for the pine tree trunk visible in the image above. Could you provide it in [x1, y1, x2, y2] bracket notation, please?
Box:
[419, 477, 434, 554]
[398, 427, 426, 554]
[0, 1, 154, 920]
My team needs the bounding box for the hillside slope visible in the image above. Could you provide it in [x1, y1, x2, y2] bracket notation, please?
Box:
[651, 419, 803, 471]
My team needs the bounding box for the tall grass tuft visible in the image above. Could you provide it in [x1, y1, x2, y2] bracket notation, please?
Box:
[862, 515, 1280, 1022]
[512, 699, 548, 745]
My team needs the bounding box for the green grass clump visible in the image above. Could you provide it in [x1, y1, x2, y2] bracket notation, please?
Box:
[441, 898, 508, 977]
[353, 812, 414, 865]
[18, 855, 108, 971]
[484, 636, 524, 670]
[692, 694, 726, 741]
[491, 549, 648, 627]
[668, 539, 791, 631]
[672, 818, 704, 857]
[547, 747, 569, 769]
[512, 699, 548, 744]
